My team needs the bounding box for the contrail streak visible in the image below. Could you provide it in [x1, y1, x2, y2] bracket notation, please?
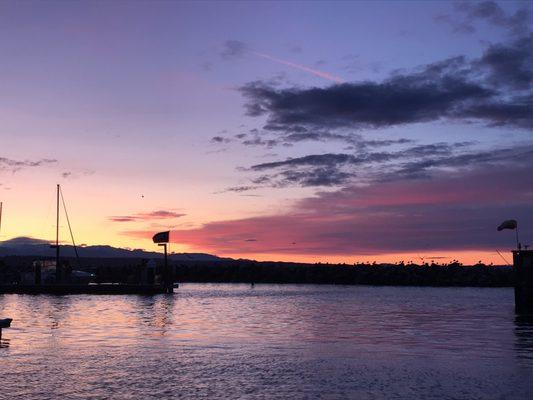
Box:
[252, 51, 344, 83]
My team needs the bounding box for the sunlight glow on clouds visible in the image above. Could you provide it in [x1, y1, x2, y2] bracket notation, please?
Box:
[1, 0, 532, 263]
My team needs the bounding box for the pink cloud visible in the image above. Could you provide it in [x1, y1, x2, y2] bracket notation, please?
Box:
[110, 210, 185, 223]
[123, 164, 533, 256]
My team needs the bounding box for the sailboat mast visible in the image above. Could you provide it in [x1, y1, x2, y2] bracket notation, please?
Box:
[55, 184, 60, 283]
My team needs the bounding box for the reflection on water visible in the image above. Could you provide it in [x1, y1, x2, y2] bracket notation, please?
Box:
[515, 315, 533, 360]
[1, 284, 533, 399]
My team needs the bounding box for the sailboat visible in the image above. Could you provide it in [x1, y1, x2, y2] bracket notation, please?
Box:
[0, 184, 171, 294]
[48, 184, 80, 284]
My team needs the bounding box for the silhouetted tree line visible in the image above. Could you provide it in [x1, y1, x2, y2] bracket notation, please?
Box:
[0, 256, 515, 287]
[173, 260, 513, 287]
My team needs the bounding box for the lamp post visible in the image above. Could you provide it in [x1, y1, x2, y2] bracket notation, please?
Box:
[498, 219, 533, 313]
[152, 231, 172, 293]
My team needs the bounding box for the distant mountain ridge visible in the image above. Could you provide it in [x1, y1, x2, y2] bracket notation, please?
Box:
[0, 237, 224, 261]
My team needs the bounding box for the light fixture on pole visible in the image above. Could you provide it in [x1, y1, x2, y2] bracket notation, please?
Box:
[152, 231, 172, 293]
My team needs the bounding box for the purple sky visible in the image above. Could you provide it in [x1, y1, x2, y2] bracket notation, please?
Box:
[0, 1, 532, 262]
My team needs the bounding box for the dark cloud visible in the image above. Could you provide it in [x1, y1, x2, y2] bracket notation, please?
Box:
[234, 126, 414, 150]
[241, 76, 491, 130]
[239, 141, 533, 189]
[276, 167, 352, 187]
[247, 151, 389, 188]
[437, 1, 532, 36]
[224, 186, 258, 193]
[0, 157, 57, 173]
[462, 97, 533, 128]
[211, 136, 231, 144]
[434, 13, 475, 34]
[251, 142, 469, 171]
[252, 153, 361, 171]
[240, 36, 533, 132]
[242, 138, 277, 147]
[263, 124, 308, 133]
[249, 167, 352, 188]
[381, 144, 533, 181]
[478, 34, 533, 90]
[360, 138, 413, 147]
[58, 170, 94, 180]
[225, 31, 532, 194]
[283, 131, 351, 144]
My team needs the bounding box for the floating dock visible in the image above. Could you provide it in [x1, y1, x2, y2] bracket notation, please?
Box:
[0, 284, 173, 295]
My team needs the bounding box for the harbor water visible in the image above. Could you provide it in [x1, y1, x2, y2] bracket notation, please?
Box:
[1, 284, 533, 399]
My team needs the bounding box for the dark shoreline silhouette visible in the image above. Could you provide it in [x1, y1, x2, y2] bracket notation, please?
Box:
[0, 255, 514, 288]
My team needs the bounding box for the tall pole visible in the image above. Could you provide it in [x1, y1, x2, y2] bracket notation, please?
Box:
[0, 202, 3, 236]
[158, 243, 170, 292]
[55, 184, 60, 283]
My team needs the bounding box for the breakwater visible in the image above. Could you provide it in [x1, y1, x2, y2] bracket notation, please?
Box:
[0, 256, 514, 287]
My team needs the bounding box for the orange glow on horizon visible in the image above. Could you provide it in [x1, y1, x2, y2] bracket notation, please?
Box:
[0, 230, 513, 266]
[216, 250, 511, 266]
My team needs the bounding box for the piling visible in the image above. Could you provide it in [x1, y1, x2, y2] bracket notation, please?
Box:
[513, 250, 533, 313]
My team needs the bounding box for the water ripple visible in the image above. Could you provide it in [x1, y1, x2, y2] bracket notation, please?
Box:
[1, 284, 532, 399]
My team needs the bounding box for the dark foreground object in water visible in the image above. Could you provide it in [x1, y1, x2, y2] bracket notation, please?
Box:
[0, 284, 172, 295]
[0, 318, 12, 328]
[0, 317, 12, 346]
[514, 250, 533, 314]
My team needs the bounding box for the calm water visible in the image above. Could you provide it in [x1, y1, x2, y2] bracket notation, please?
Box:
[1, 284, 533, 399]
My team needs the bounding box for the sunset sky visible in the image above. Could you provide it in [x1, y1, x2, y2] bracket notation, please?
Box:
[1, 0, 532, 264]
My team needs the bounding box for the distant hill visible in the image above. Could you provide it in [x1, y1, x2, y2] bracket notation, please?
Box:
[0, 237, 224, 261]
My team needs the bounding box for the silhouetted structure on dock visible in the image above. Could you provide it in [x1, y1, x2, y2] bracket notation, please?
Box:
[0, 256, 516, 290]
[0, 186, 173, 295]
